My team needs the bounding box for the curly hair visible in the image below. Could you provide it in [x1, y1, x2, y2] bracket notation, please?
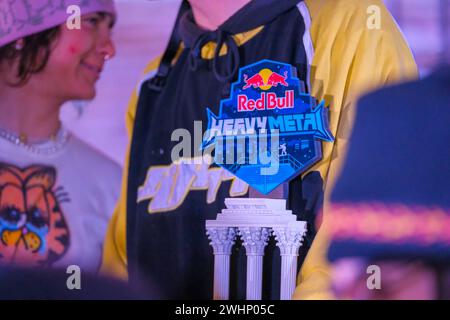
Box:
[0, 27, 60, 86]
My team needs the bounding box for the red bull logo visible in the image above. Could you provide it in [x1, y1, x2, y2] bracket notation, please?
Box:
[201, 59, 334, 195]
[243, 69, 288, 90]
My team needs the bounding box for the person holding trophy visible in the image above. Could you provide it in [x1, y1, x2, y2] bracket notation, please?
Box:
[102, 0, 417, 299]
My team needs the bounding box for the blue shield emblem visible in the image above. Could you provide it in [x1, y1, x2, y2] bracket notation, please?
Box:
[202, 60, 334, 194]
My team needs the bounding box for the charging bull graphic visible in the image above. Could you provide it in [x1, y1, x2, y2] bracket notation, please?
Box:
[202, 60, 334, 194]
[0, 163, 70, 267]
[243, 69, 289, 90]
[243, 73, 265, 90]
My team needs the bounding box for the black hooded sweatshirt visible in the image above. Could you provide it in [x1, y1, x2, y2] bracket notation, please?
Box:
[127, 0, 324, 299]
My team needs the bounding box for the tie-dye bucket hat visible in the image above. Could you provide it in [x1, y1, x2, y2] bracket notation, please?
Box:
[0, 0, 116, 47]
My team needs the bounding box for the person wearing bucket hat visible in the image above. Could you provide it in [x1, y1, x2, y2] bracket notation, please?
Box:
[0, 0, 121, 273]
[327, 65, 450, 299]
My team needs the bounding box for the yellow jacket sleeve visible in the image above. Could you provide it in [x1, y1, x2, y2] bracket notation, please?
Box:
[100, 58, 161, 280]
[293, 0, 418, 299]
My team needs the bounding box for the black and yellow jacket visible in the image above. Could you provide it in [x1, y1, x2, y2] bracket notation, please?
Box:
[101, 0, 417, 299]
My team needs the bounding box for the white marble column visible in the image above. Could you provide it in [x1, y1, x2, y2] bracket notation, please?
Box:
[206, 198, 307, 300]
[238, 227, 271, 300]
[272, 227, 305, 300]
[206, 227, 237, 300]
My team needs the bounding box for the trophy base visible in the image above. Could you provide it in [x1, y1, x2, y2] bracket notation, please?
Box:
[248, 183, 289, 199]
[206, 197, 307, 300]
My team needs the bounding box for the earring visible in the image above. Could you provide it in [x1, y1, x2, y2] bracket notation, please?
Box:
[104, 54, 111, 61]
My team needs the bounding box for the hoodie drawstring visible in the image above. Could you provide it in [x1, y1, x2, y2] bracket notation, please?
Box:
[188, 29, 240, 83]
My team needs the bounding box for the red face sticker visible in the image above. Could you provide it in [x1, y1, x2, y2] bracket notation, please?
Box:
[69, 45, 78, 55]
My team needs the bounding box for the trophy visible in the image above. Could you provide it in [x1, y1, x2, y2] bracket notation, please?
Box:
[202, 60, 334, 300]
